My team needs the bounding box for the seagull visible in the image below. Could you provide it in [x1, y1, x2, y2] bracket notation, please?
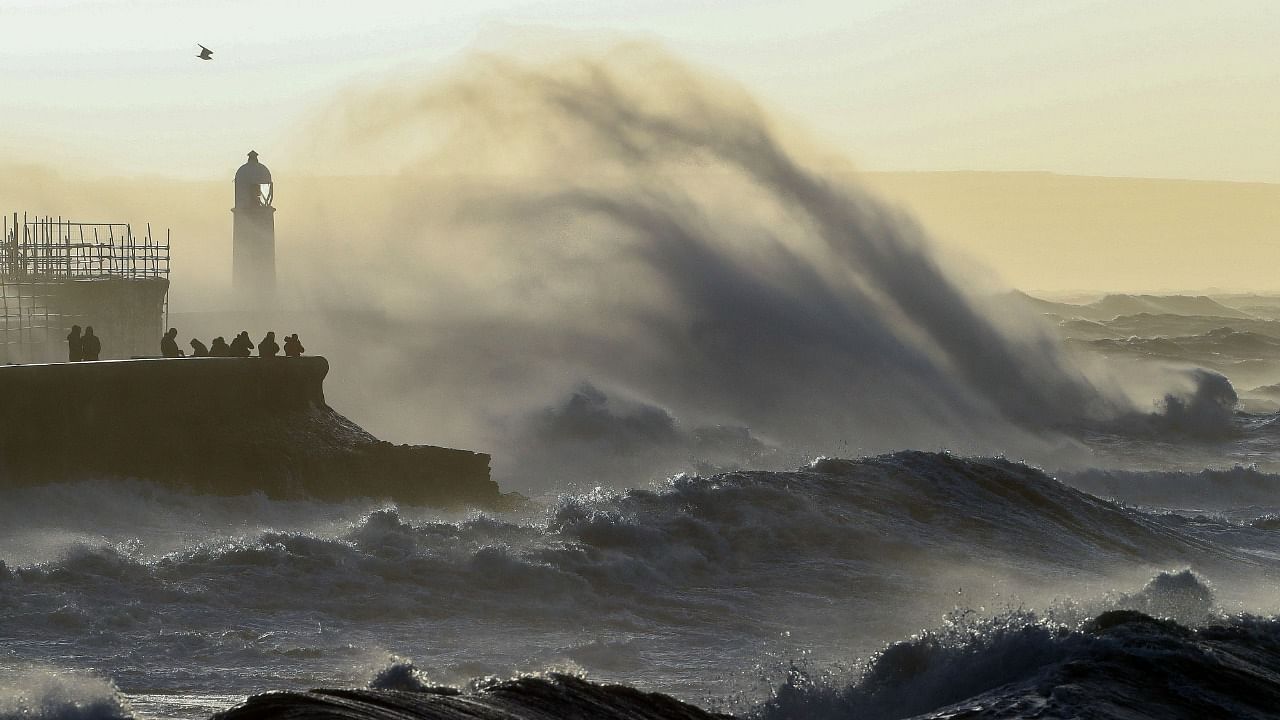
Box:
[196, 44, 213, 60]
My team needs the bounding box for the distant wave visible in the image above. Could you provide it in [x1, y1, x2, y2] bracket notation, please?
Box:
[1080, 327, 1280, 355]
[1055, 312, 1280, 344]
[1083, 294, 1253, 320]
[1019, 292, 1255, 323]
[1062, 465, 1280, 509]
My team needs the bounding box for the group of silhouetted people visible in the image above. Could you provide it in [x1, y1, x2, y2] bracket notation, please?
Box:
[162, 328, 305, 359]
[65, 325, 101, 362]
[65, 325, 307, 362]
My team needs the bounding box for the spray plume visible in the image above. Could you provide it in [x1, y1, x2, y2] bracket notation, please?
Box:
[276, 43, 1168, 488]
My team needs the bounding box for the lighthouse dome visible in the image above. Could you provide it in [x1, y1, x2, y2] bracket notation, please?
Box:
[235, 150, 272, 185]
[234, 151, 273, 208]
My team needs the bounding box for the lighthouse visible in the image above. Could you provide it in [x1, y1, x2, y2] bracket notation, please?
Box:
[232, 150, 276, 304]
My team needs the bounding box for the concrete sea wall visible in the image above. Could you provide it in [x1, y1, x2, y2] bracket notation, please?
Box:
[0, 356, 505, 507]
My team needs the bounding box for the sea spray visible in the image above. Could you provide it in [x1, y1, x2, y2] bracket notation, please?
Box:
[284, 44, 1228, 488]
[0, 670, 132, 720]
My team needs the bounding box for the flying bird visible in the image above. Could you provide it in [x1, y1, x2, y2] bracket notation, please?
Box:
[196, 44, 213, 60]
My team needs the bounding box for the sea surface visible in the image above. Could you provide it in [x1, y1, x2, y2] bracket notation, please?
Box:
[8, 295, 1280, 720]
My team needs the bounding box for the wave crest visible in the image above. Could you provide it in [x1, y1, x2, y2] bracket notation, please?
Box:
[0, 670, 131, 720]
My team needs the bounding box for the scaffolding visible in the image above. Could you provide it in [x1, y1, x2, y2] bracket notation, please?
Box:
[1, 212, 170, 362]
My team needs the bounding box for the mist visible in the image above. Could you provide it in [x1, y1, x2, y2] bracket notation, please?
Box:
[276, 43, 1154, 488]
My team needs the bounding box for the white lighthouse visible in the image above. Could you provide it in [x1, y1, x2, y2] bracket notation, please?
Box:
[232, 150, 275, 305]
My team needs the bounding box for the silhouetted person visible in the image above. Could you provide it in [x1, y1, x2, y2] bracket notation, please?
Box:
[258, 331, 279, 358]
[190, 338, 210, 357]
[66, 325, 83, 362]
[283, 333, 305, 358]
[161, 328, 185, 358]
[209, 336, 230, 357]
[82, 326, 101, 361]
[229, 331, 254, 358]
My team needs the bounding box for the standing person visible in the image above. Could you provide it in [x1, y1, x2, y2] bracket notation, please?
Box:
[66, 325, 83, 362]
[209, 336, 230, 357]
[283, 333, 305, 358]
[82, 326, 101, 361]
[189, 338, 210, 357]
[258, 331, 279, 358]
[161, 328, 185, 358]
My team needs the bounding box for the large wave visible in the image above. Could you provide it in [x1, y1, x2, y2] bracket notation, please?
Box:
[281, 44, 1231, 488]
[757, 604, 1280, 720]
[5, 453, 1273, 708]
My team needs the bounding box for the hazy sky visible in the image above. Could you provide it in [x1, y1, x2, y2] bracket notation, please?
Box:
[3, 0, 1278, 182]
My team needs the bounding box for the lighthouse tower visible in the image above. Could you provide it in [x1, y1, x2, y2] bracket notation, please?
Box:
[232, 150, 276, 305]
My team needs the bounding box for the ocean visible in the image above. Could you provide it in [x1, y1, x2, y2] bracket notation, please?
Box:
[7, 47, 1280, 718]
[8, 323, 1280, 720]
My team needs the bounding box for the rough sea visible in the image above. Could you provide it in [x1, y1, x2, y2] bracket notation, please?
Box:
[8, 48, 1280, 720]
[9, 294, 1280, 720]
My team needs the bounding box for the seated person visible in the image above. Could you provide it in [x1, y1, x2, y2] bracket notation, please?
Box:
[161, 328, 185, 358]
[283, 333, 305, 358]
[229, 331, 254, 358]
[259, 331, 280, 358]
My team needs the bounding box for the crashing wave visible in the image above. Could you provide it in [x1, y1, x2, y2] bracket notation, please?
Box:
[0, 670, 131, 720]
[7, 455, 1277, 720]
[756, 607, 1280, 720]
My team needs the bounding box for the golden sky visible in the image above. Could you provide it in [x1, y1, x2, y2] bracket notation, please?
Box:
[863, 172, 1280, 294]
[2, 1, 1278, 295]
[3, 0, 1278, 182]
